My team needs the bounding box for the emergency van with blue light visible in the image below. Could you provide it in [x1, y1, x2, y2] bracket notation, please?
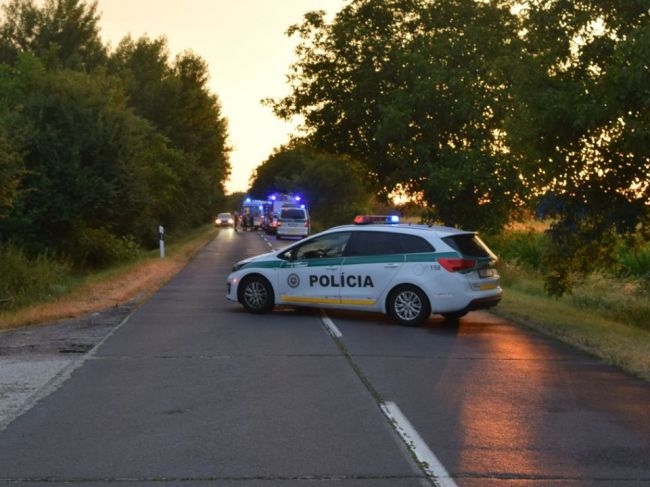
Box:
[226, 216, 502, 326]
[262, 193, 308, 236]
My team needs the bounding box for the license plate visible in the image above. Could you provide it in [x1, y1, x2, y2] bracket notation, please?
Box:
[288, 223, 298, 227]
[479, 283, 497, 290]
[479, 268, 496, 278]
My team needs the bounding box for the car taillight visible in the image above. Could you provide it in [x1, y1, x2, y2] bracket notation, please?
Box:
[437, 258, 476, 272]
[276, 222, 282, 227]
[304, 220, 309, 227]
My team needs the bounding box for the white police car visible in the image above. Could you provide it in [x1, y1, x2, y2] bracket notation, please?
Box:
[226, 216, 502, 326]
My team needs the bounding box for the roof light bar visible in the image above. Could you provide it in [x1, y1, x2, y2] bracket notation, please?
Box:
[353, 215, 400, 225]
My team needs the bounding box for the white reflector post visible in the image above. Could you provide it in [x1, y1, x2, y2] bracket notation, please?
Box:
[159, 225, 165, 258]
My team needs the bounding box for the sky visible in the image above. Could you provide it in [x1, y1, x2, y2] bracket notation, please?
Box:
[95, 0, 341, 194]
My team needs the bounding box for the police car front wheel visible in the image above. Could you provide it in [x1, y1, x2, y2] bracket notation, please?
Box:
[388, 285, 431, 326]
[239, 275, 274, 314]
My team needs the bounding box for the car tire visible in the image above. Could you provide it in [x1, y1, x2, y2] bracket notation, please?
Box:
[387, 285, 431, 326]
[239, 275, 274, 314]
[442, 311, 468, 321]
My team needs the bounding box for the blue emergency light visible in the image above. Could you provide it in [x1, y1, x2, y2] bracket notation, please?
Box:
[353, 215, 400, 225]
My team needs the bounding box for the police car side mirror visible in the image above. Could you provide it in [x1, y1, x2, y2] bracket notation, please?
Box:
[278, 251, 294, 261]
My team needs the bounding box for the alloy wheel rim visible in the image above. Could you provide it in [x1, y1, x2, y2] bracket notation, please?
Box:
[394, 291, 421, 321]
[244, 282, 267, 308]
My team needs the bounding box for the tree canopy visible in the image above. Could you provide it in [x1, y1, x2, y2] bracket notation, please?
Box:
[270, 0, 527, 233]
[0, 0, 230, 266]
[507, 0, 650, 293]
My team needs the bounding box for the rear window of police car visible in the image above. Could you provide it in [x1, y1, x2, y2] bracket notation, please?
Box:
[280, 208, 307, 219]
[345, 231, 434, 256]
[442, 234, 491, 258]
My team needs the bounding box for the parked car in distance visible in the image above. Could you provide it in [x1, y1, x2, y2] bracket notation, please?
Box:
[215, 212, 234, 227]
[276, 207, 310, 240]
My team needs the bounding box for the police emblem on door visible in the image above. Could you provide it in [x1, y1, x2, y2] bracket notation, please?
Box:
[287, 273, 300, 288]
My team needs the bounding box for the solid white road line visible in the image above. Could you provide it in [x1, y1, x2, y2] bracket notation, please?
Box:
[320, 310, 342, 338]
[381, 401, 458, 487]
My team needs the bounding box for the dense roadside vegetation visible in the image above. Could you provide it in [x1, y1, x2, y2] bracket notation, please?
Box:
[0, 0, 230, 311]
[0, 225, 217, 330]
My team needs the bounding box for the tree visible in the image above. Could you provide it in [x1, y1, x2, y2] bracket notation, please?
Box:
[0, 0, 106, 70]
[0, 0, 232, 269]
[0, 54, 182, 255]
[269, 0, 525, 232]
[250, 144, 371, 228]
[505, 0, 650, 293]
[0, 119, 23, 218]
[110, 37, 231, 226]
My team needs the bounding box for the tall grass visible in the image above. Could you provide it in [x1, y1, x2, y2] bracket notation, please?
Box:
[493, 229, 650, 331]
[0, 243, 74, 309]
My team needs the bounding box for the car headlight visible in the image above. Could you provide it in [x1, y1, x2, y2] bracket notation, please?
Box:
[232, 262, 247, 272]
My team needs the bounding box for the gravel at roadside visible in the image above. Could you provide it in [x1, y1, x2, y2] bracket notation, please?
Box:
[0, 301, 138, 431]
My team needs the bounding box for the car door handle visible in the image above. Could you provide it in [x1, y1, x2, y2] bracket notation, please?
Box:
[326, 266, 339, 270]
[384, 263, 400, 268]
[291, 262, 308, 268]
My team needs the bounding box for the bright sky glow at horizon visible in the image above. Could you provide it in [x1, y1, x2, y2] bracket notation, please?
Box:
[95, 0, 341, 194]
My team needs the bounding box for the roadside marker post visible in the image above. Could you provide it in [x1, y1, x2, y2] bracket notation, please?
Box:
[159, 225, 165, 258]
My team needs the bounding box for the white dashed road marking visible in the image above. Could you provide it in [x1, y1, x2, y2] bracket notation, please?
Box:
[320, 310, 342, 338]
[381, 401, 458, 487]
[320, 310, 456, 486]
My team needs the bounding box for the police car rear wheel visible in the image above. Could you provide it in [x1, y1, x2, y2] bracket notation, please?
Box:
[239, 276, 274, 314]
[388, 285, 431, 326]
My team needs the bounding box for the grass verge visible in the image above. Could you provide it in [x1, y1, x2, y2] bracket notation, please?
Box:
[493, 268, 650, 381]
[0, 226, 217, 331]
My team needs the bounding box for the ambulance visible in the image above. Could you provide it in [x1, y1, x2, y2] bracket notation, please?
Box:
[226, 217, 501, 326]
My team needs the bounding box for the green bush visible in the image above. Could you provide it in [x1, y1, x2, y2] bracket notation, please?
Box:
[0, 243, 72, 309]
[74, 227, 141, 269]
[489, 230, 549, 271]
[619, 243, 650, 279]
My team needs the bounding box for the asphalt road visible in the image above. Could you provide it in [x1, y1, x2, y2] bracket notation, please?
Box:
[0, 228, 648, 486]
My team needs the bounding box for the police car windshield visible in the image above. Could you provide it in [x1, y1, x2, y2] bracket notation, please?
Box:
[281, 232, 351, 261]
